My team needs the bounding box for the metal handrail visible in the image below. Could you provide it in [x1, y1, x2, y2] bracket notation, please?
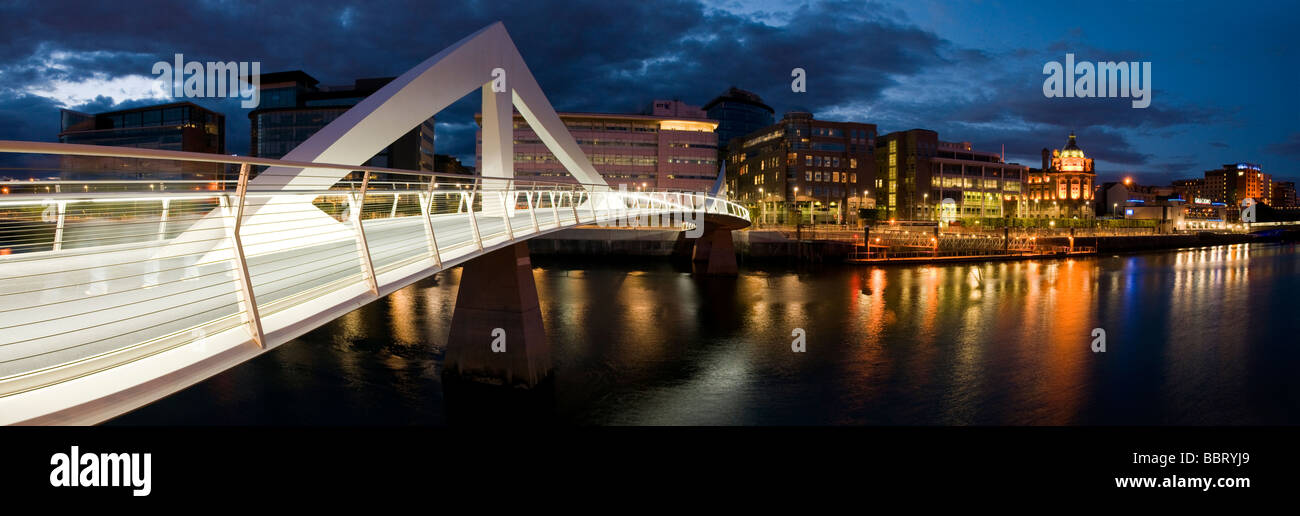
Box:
[0, 140, 749, 400]
[0, 140, 610, 190]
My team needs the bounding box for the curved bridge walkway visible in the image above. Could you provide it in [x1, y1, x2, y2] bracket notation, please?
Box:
[0, 144, 748, 424]
[0, 21, 750, 424]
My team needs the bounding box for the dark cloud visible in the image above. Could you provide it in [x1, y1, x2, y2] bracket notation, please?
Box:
[0, 0, 957, 164]
[69, 95, 164, 115]
[1265, 132, 1300, 159]
[0, 93, 63, 144]
[0, 0, 1267, 178]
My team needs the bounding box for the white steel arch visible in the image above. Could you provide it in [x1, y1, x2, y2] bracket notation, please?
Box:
[254, 21, 607, 191]
[162, 22, 613, 260]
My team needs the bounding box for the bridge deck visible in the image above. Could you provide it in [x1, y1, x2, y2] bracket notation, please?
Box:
[0, 207, 597, 377]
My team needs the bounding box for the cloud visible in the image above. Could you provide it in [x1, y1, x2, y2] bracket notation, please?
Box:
[0, 0, 1274, 180]
[26, 73, 169, 107]
[1265, 132, 1300, 159]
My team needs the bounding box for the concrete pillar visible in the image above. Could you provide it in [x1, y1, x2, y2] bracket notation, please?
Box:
[671, 231, 696, 261]
[690, 231, 712, 262]
[692, 228, 738, 275]
[444, 242, 551, 388]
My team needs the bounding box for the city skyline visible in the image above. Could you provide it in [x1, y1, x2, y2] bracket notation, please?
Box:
[2, 5, 1298, 500]
[0, 0, 1296, 187]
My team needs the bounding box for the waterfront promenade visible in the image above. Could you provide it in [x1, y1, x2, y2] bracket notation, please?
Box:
[527, 224, 1294, 265]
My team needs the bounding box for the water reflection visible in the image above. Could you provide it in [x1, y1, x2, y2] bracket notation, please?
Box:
[111, 242, 1300, 425]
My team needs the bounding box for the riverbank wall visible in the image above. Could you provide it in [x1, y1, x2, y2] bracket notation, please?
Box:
[527, 227, 1300, 262]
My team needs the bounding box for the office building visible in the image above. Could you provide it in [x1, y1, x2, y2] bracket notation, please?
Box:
[872, 129, 1027, 222]
[249, 71, 435, 173]
[923, 139, 1028, 221]
[1273, 181, 1297, 207]
[702, 87, 775, 156]
[1203, 163, 1272, 206]
[726, 111, 876, 224]
[481, 99, 720, 192]
[57, 101, 225, 182]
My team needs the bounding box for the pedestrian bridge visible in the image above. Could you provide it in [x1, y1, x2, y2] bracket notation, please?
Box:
[0, 22, 748, 424]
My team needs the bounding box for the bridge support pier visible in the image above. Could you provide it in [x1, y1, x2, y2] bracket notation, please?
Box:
[444, 243, 551, 389]
[688, 227, 738, 275]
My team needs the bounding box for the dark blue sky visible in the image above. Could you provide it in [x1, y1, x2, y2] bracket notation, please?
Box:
[1, 0, 1296, 184]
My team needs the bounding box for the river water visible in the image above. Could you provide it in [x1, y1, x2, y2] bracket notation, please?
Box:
[110, 242, 1300, 425]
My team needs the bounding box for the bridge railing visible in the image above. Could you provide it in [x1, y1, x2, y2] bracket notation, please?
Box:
[0, 141, 748, 397]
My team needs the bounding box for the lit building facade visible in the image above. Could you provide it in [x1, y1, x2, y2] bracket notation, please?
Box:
[725, 111, 876, 224]
[481, 100, 719, 192]
[1203, 163, 1272, 206]
[1187, 162, 1274, 220]
[873, 129, 1026, 221]
[1122, 198, 1228, 231]
[927, 140, 1028, 221]
[874, 129, 935, 220]
[1026, 132, 1096, 219]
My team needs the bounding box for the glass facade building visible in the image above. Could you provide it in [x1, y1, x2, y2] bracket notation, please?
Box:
[57, 101, 226, 182]
[702, 87, 775, 156]
[249, 71, 435, 174]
